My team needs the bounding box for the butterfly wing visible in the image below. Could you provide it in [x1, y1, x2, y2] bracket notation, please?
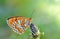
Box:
[7, 16, 31, 34]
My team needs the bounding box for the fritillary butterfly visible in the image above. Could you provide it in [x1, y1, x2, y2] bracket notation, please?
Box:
[7, 16, 32, 34]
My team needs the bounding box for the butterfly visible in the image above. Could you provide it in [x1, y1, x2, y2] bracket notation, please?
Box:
[7, 16, 32, 34]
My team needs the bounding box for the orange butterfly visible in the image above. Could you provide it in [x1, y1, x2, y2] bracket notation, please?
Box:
[7, 16, 32, 34]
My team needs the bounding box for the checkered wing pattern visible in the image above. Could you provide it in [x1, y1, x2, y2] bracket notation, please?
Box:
[7, 16, 31, 34]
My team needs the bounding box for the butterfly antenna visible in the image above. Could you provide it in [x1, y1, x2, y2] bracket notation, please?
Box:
[30, 9, 35, 19]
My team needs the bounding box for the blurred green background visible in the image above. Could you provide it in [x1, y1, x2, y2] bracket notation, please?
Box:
[0, 0, 60, 39]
